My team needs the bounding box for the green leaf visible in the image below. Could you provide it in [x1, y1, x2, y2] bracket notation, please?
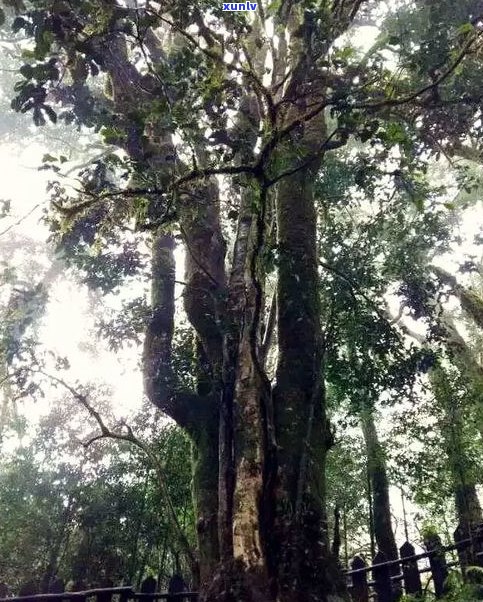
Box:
[457, 22, 474, 35]
[413, 195, 425, 212]
[387, 35, 400, 46]
[266, 0, 281, 14]
[101, 126, 127, 145]
[12, 16, 27, 33]
[0, 199, 11, 218]
[19, 64, 34, 79]
[42, 154, 58, 163]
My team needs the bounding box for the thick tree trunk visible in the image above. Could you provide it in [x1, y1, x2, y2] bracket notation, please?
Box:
[180, 178, 226, 369]
[203, 182, 272, 600]
[143, 230, 221, 583]
[360, 407, 399, 569]
[140, 9, 355, 598]
[273, 166, 347, 601]
[192, 406, 221, 585]
[232, 330, 265, 573]
[451, 443, 483, 536]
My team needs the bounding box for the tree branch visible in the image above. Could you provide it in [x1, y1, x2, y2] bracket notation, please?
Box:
[146, 11, 277, 124]
[34, 369, 199, 577]
[261, 290, 277, 366]
[319, 260, 390, 324]
[264, 128, 350, 186]
[432, 265, 483, 329]
[349, 28, 482, 111]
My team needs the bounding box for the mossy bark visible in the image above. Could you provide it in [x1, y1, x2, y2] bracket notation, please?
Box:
[431, 367, 483, 533]
[433, 266, 483, 329]
[273, 166, 348, 602]
[192, 408, 221, 585]
[454, 483, 483, 532]
[220, 183, 269, 589]
[232, 331, 265, 573]
[360, 407, 399, 572]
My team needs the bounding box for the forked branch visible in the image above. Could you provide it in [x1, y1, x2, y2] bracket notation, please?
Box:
[35, 369, 199, 577]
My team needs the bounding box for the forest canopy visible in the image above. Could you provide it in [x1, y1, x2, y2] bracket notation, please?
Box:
[0, 0, 482, 601]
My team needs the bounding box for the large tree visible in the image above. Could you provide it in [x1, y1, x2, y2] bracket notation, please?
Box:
[2, 0, 482, 599]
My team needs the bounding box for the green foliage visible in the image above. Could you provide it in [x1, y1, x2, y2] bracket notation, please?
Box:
[317, 149, 450, 412]
[326, 425, 370, 556]
[441, 571, 483, 602]
[0, 403, 195, 591]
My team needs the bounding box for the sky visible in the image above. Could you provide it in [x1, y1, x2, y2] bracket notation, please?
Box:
[0, 138, 145, 428]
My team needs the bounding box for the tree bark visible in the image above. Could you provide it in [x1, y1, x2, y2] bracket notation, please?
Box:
[454, 483, 483, 532]
[432, 266, 483, 329]
[143, 230, 220, 582]
[360, 407, 399, 571]
[431, 368, 483, 532]
[192, 405, 221, 585]
[95, 5, 358, 598]
[273, 165, 347, 601]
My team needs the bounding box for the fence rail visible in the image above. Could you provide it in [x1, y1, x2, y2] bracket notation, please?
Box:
[0, 589, 199, 602]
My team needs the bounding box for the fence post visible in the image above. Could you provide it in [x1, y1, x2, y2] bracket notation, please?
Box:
[372, 551, 392, 602]
[168, 574, 188, 602]
[140, 577, 157, 594]
[350, 556, 368, 602]
[97, 578, 114, 602]
[400, 541, 422, 598]
[19, 581, 38, 596]
[48, 579, 65, 594]
[71, 581, 87, 592]
[120, 587, 132, 602]
[424, 531, 448, 598]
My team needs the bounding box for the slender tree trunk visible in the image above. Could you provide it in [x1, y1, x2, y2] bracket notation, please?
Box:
[360, 407, 399, 572]
[143, 230, 219, 583]
[432, 267, 483, 329]
[454, 483, 483, 531]
[397, 316, 483, 529]
[437, 371, 483, 532]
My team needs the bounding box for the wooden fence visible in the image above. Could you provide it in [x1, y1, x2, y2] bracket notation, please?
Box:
[346, 522, 483, 601]
[1, 523, 482, 602]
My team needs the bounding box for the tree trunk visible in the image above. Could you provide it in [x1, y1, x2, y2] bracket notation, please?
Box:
[192, 415, 220, 585]
[360, 407, 399, 572]
[143, 230, 221, 583]
[432, 267, 483, 329]
[454, 483, 483, 532]
[429, 367, 483, 532]
[273, 166, 347, 602]
[95, 7, 356, 599]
